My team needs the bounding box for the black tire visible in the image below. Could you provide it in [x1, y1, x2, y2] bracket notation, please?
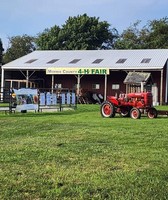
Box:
[120, 106, 131, 117]
[100, 101, 115, 118]
[147, 108, 158, 119]
[130, 108, 141, 119]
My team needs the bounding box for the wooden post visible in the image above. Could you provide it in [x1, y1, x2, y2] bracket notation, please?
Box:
[26, 70, 29, 88]
[51, 75, 54, 93]
[141, 82, 144, 92]
[166, 61, 168, 103]
[0, 68, 4, 101]
[104, 74, 107, 101]
[160, 69, 163, 105]
[77, 74, 80, 96]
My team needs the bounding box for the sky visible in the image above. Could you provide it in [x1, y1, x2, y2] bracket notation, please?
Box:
[0, 0, 168, 50]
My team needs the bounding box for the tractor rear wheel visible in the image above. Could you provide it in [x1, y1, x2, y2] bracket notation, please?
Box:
[100, 101, 115, 118]
[130, 108, 141, 119]
[147, 108, 158, 119]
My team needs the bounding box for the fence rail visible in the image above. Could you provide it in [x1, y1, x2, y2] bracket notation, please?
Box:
[0, 87, 15, 113]
[38, 88, 77, 112]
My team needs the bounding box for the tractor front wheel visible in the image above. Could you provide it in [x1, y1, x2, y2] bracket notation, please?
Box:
[147, 108, 158, 119]
[120, 106, 131, 117]
[100, 101, 115, 118]
[130, 108, 141, 119]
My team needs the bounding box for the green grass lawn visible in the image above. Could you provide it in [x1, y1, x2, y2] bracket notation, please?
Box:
[0, 105, 168, 200]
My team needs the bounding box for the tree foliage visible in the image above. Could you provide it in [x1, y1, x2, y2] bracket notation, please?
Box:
[115, 17, 168, 49]
[146, 17, 168, 48]
[35, 25, 61, 50]
[3, 35, 36, 64]
[2, 16, 168, 65]
[114, 21, 144, 49]
[0, 39, 4, 64]
[36, 14, 118, 50]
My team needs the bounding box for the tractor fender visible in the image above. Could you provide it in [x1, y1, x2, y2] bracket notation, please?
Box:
[107, 96, 119, 106]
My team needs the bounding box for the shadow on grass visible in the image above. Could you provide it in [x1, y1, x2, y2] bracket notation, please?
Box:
[1, 104, 100, 117]
[1, 104, 167, 120]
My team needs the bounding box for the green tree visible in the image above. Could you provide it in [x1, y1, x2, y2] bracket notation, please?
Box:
[36, 14, 118, 50]
[114, 21, 144, 49]
[0, 39, 4, 64]
[146, 17, 168, 48]
[36, 25, 61, 50]
[3, 35, 36, 64]
[115, 17, 168, 49]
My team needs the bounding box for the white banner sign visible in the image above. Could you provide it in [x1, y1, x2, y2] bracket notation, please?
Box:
[46, 68, 109, 75]
[13, 88, 38, 111]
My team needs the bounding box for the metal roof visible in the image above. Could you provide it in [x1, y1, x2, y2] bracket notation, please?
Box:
[2, 49, 168, 70]
[124, 72, 151, 85]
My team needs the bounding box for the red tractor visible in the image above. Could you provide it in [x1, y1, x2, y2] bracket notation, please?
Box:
[100, 92, 158, 119]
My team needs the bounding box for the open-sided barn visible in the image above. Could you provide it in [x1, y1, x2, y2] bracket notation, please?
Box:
[1, 49, 168, 105]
